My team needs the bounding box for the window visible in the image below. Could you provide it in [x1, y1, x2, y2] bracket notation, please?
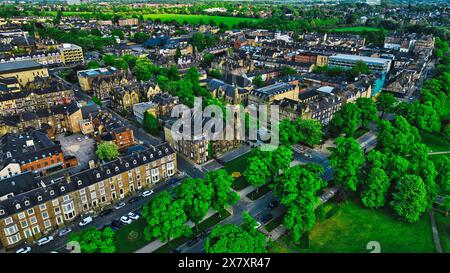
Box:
[4, 224, 18, 236]
[21, 220, 28, 229]
[52, 199, 59, 206]
[50, 190, 55, 196]
[24, 200, 30, 206]
[56, 216, 63, 225]
[79, 188, 86, 195]
[60, 186, 65, 192]
[27, 208, 34, 216]
[77, 180, 82, 186]
[42, 211, 49, 220]
[18, 212, 25, 220]
[63, 195, 70, 202]
[99, 181, 104, 187]
[15, 203, 21, 210]
[37, 195, 43, 201]
[4, 217, 13, 225]
[44, 220, 51, 228]
[29, 216, 37, 225]
[54, 207, 61, 214]
[39, 204, 46, 211]
[7, 234, 21, 245]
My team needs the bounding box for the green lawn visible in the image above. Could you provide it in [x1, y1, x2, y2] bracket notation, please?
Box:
[271, 200, 435, 253]
[154, 209, 232, 253]
[114, 218, 150, 253]
[435, 213, 450, 253]
[222, 151, 255, 190]
[330, 26, 382, 32]
[421, 132, 450, 152]
[142, 14, 260, 28]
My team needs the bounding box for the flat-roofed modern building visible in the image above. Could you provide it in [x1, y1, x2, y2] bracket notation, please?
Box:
[248, 82, 300, 106]
[59, 43, 84, 65]
[0, 60, 49, 86]
[328, 54, 392, 73]
[77, 67, 121, 92]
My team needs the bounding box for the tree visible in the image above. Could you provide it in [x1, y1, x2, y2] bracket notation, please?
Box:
[204, 170, 239, 211]
[201, 53, 215, 67]
[269, 145, 293, 177]
[133, 32, 150, 43]
[356, 97, 378, 128]
[361, 167, 390, 208]
[391, 175, 428, 223]
[279, 119, 300, 146]
[96, 141, 119, 161]
[376, 92, 396, 118]
[142, 111, 159, 135]
[111, 28, 124, 40]
[243, 156, 270, 191]
[174, 47, 182, 63]
[87, 61, 101, 69]
[252, 75, 264, 88]
[330, 103, 361, 137]
[329, 137, 365, 191]
[176, 178, 213, 229]
[132, 58, 158, 81]
[205, 223, 266, 253]
[142, 191, 192, 244]
[279, 66, 297, 76]
[68, 227, 115, 253]
[241, 212, 259, 234]
[296, 118, 323, 147]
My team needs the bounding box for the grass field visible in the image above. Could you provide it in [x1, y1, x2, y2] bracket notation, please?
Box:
[114, 218, 150, 253]
[435, 213, 450, 253]
[44, 11, 260, 28]
[270, 200, 436, 253]
[330, 26, 382, 32]
[222, 151, 255, 190]
[421, 132, 450, 152]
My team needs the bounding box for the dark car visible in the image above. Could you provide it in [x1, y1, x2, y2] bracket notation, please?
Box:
[261, 213, 274, 223]
[267, 200, 279, 210]
[133, 209, 142, 216]
[128, 196, 141, 204]
[171, 247, 182, 253]
[111, 220, 124, 228]
[200, 229, 211, 239]
[186, 237, 200, 247]
[99, 208, 114, 217]
[169, 177, 179, 184]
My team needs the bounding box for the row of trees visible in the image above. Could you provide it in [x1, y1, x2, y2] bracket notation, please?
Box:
[279, 118, 324, 147]
[142, 169, 239, 245]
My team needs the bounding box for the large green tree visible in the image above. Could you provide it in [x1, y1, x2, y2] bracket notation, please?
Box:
[68, 227, 115, 253]
[296, 118, 324, 147]
[204, 170, 239, 211]
[356, 97, 378, 128]
[142, 192, 192, 244]
[142, 111, 159, 135]
[391, 175, 428, 223]
[96, 141, 120, 161]
[376, 92, 396, 118]
[243, 156, 271, 191]
[361, 167, 390, 208]
[329, 137, 365, 191]
[330, 103, 361, 137]
[176, 178, 213, 228]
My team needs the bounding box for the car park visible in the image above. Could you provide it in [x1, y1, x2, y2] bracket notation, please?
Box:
[141, 190, 154, 197]
[128, 212, 139, 220]
[120, 216, 132, 224]
[58, 228, 72, 236]
[268, 200, 279, 210]
[99, 208, 114, 217]
[261, 213, 274, 223]
[16, 247, 32, 253]
[115, 202, 126, 210]
[79, 216, 93, 226]
[37, 236, 54, 246]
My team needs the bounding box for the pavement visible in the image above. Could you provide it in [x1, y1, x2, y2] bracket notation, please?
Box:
[429, 209, 443, 253]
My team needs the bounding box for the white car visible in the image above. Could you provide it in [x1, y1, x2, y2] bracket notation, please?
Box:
[37, 236, 54, 246]
[120, 216, 132, 224]
[115, 202, 126, 210]
[128, 212, 139, 221]
[79, 216, 93, 226]
[84, 135, 89, 140]
[58, 228, 72, 236]
[16, 247, 32, 253]
[141, 190, 154, 197]
[76, 137, 82, 142]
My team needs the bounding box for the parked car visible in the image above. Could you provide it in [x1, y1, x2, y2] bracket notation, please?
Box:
[128, 196, 140, 204]
[261, 213, 274, 223]
[76, 137, 82, 142]
[169, 177, 179, 184]
[115, 202, 126, 210]
[128, 212, 139, 220]
[16, 247, 32, 253]
[120, 216, 132, 225]
[133, 209, 142, 216]
[37, 236, 54, 246]
[84, 135, 89, 140]
[267, 200, 279, 210]
[79, 216, 93, 226]
[58, 228, 72, 237]
[141, 190, 154, 197]
[199, 229, 211, 239]
[99, 208, 114, 217]
[186, 237, 200, 247]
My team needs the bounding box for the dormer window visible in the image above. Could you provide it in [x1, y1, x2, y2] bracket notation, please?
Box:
[15, 203, 21, 210]
[125, 163, 129, 167]
[143, 156, 147, 161]
[106, 169, 111, 175]
[50, 190, 54, 196]
[158, 151, 162, 156]
[78, 180, 82, 186]
[0, 209, 4, 216]
[150, 154, 153, 159]
[25, 200, 30, 206]
[96, 173, 101, 179]
[60, 186, 65, 192]
[165, 148, 168, 153]
[115, 167, 119, 172]
[133, 160, 137, 165]
[37, 196, 42, 201]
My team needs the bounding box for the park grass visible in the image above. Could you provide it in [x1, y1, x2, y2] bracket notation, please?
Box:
[154, 209, 231, 253]
[304, 201, 435, 253]
[330, 26, 382, 32]
[114, 218, 150, 253]
[142, 14, 261, 28]
[222, 151, 255, 190]
[421, 132, 450, 152]
[434, 213, 450, 253]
